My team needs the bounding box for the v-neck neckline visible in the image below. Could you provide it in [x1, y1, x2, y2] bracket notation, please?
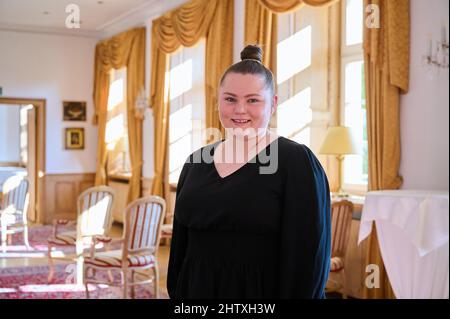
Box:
[211, 136, 280, 180]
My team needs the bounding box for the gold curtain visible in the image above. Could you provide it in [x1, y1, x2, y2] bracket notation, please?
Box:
[93, 27, 146, 203]
[244, 0, 338, 74]
[150, 0, 233, 198]
[363, 0, 410, 299]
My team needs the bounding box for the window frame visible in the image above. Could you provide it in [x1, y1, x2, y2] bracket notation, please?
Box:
[340, 0, 368, 195]
[105, 67, 131, 181]
[167, 41, 206, 185]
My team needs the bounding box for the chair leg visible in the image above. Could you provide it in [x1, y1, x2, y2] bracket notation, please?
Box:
[84, 266, 90, 299]
[131, 270, 136, 299]
[23, 223, 30, 249]
[340, 269, 348, 299]
[153, 261, 160, 299]
[122, 270, 128, 299]
[1, 219, 7, 252]
[75, 242, 84, 285]
[108, 270, 114, 283]
[47, 244, 55, 282]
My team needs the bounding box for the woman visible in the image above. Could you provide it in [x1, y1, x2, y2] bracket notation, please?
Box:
[167, 45, 331, 299]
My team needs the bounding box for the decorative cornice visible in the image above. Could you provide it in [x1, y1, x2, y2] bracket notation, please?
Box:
[0, 23, 101, 39]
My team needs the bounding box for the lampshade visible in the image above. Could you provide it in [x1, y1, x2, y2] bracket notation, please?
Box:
[319, 126, 359, 155]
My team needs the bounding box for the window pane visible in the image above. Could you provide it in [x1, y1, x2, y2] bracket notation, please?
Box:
[277, 25, 312, 84]
[106, 67, 130, 176]
[168, 41, 206, 185]
[169, 104, 193, 144]
[277, 87, 312, 146]
[107, 78, 124, 111]
[343, 60, 367, 185]
[169, 59, 193, 101]
[346, 0, 363, 46]
[169, 133, 192, 183]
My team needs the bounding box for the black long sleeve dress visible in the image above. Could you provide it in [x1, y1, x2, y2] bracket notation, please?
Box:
[167, 136, 331, 299]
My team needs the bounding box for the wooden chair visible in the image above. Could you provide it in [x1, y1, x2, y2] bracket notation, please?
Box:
[47, 185, 115, 284]
[326, 199, 354, 298]
[160, 211, 174, 242]
[83, 195, 166, 299]
[0, 175, 30, 252]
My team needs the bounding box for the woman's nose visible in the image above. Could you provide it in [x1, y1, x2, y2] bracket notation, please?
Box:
[234, 101, 246, 114]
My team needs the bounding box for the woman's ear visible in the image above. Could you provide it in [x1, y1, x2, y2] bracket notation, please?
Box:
[271, 95, 278, 115]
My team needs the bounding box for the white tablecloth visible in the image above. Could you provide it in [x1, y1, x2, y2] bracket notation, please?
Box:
[358, 190, 449, 299]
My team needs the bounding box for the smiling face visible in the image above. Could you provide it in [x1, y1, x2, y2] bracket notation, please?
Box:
[218, 73, 277, 137]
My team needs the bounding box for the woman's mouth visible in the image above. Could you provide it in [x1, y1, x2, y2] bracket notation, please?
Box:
[231, 119, 251, 125]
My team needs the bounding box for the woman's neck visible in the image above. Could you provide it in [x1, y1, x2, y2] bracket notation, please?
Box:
[216, 128, 273, 165]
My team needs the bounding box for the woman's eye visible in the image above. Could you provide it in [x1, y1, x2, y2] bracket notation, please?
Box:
[225, 97, 236, 103]
[248, 99, 260, 103]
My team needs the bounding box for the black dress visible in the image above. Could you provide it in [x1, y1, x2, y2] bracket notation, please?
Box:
[167, 136, 331, 299]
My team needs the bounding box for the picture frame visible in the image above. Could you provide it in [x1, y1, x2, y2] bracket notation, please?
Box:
[65, 128, 84, 150]
[63, 101, 86, 121]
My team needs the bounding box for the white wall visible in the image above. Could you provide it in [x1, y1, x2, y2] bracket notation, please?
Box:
[399, 0, 449, 191]
[0, 30, 98, 174]
[0, 104, 20, 162]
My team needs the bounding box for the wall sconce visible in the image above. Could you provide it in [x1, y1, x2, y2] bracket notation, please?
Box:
[135, 87, 149, 120]
[422, 25, 449, 78]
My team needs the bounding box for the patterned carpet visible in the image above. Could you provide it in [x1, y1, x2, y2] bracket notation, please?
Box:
[0, 263, 165, 299]
[0, 225, 168, 299]
[1, 224, 121, 257]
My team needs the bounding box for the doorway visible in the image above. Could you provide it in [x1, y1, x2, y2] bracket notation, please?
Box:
[0, 97, 45, 224]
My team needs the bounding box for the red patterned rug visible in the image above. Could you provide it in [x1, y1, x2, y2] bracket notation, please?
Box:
[0, 263, 166, 299]
[1, 224, 120, 257]
[0, 225, 168, 299]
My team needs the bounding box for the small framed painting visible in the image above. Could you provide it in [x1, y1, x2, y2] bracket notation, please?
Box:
[65, 128, 84, 150]
[63, 101, 86, 121]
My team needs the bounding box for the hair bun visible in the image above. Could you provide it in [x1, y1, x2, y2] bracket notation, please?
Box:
[240, 44, 263, 63]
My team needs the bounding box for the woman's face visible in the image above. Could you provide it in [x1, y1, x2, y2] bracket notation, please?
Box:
[218, 72, 277, 137]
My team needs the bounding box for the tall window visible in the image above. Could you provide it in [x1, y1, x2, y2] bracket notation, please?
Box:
[341, 0, 367, 189]
[105, 67, 131, 178]
[168, 40, 205, 184]
[276, 13, 312, 146]
[276, 6, 329, 150]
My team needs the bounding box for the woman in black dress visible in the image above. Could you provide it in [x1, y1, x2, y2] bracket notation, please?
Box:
[167, 45, 331, 299]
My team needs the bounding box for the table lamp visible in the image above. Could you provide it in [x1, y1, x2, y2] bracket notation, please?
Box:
[319, 126, 358, 197]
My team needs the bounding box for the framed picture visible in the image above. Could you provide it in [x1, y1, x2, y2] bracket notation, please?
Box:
[63, 101, 86, 121]
[65, 128, 84, 150]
